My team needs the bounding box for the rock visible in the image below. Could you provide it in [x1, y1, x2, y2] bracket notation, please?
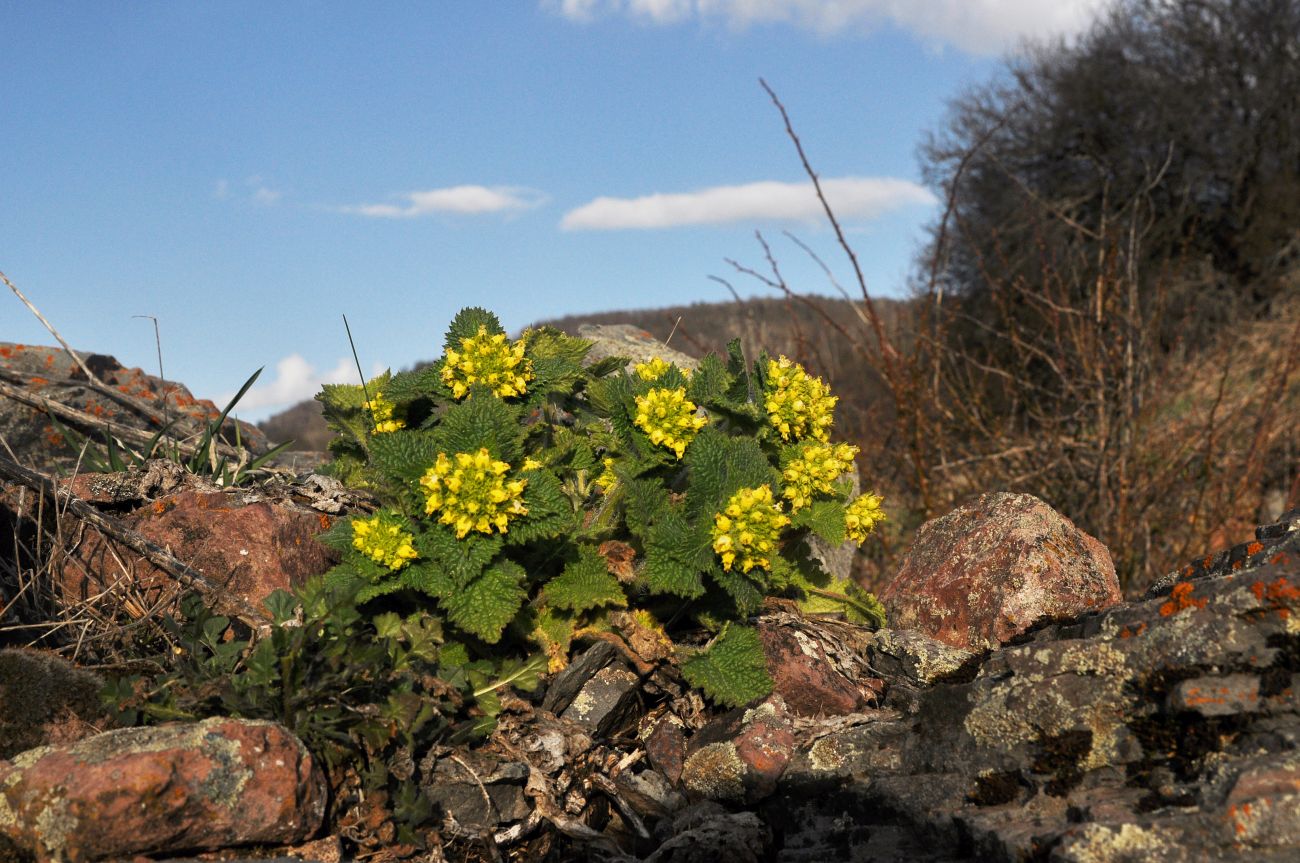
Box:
[681, 696, 796, 804]
[0, 717, 326, 862]
[641, 712, 688, 785]
[0, 649, 110, 759]
[644, 802, 771, 863]
[561, 664, 641, 737]
[881, 492, 1122, 651]
[758, 616, 882, 717]
[62, 488, 339, 613]
[577, 325, 700, 373]
[763, 512, 1300, 861]
[0, 342, 268, 474]
[421, 753, 531, 834]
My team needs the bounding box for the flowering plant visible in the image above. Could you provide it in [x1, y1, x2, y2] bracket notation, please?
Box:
[315, 307, 885, 712]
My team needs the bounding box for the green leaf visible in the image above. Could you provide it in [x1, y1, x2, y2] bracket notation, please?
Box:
[506, 469, 576, 544]
[317, 383, 372, 451]
[642, 555, 704, 599]
[263, 590, 299, 625]
[622, 477, 673, 540]
[792, 500, 848, 546]
[586, 356, 628, 378]
[544, 548, 627, 613]
[524, 327, 592, 365]
[432, 391, 524, 465]
[686, 353, 732, 405]
[681, 624, 773, 708]
[356, 578, 408, 604]
[383, 365, 443, 403]
[444, 560, 527, 643]
[710, 565, 765, 615]
[445, 307, 505, 352]
[683, 428, 779, 519]
[415, 527, 501, 591]
[399, 560, 457, 600]
[797, 576, 887, 628]
[368, 429, 441, 483]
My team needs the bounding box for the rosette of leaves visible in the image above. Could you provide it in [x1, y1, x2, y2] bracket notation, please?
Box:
[314, 307, 886, 711]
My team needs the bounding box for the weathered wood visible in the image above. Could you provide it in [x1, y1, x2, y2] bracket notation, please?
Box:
[0, 454, 270, 629]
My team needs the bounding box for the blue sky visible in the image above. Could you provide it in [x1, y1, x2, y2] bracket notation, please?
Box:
[1, 1, 1104, 421]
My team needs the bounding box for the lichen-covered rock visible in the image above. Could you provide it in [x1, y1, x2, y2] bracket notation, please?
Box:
[0, 342, 268, 474]
[758, 616, 882, 717]
[0, 650, 109, 759]
[681, 696, 796, 804]
[0, 717, 326, 862]
[766, 511, 1300, 861]
[881, 492, 1122, 651]
[62, 489, 339, 612]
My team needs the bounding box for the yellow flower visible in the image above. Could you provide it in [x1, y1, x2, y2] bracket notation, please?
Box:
[420, 448, 528, 538]
[845, 493, 886, 543]
[634, 387, 707, 459]
[365, 391, 405, 434]
[351, 513, 418, 572]
[595, 456, 618, 491]
[521, 457, 543, 471]
[712, 485, 790, 573]
[634, 357, 689, 381]
[781, 442, 860, 512]
[440, 325, 533, 400]
[764, 356, 837, 442]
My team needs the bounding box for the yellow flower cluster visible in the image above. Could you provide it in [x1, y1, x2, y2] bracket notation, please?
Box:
[712, 485, 790, 573]
[595, 456, 618, 491]
[634, 387, 707, 459]
[441, 325, 532, 399]
[365, 391, 405, 434]
[844, 493, 886, 543]
[781, 442, 860, 512]
[634, 357, 689, 381]
[764, 356, 837, 442]
[351, 513, 418, 572]
[420, 448, 528, 538]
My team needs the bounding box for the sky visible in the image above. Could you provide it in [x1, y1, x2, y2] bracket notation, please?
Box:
[1, 0, 1106, 421]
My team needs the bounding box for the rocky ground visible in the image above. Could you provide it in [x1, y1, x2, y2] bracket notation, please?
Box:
[3, 336, 1300, 862]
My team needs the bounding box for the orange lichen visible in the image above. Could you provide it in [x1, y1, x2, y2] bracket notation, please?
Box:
[317, 514, 332, 531]
[1160, 582, 1208, 616]
[1246, 541, 1264, 556]
[1271, 552, 1291, 566]
[0, 346, 10, 358]
[1251, 577, 1300, 604]
[151, 500, 175, 516]
[1118, 621, 1148, 639]
[28, 376, 48, 388]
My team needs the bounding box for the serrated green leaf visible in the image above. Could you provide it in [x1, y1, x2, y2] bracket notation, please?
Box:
[530, 607, 576, 670]
[792, 499, 848, 546]
[431, 391, 524, 465]
[414, 527, 501, 590]
[642, 552, 705, 599]
[444, 560, 527, 644]
[444, 307, 505, 352]
[524, 327, 592, 365]
[586, 356, 628, 378]
[356, 578, 408, 604]
[399, 560, 457, 600]
[710, 565, 765, 615]
[683, 428, 779, 519]
[681, 624, 773, 708]
[544, 548, 627, 612]
[797, 576, 887, 628]
[622, 477, 672, 540]
[505, 469, 576, 544]
[383, 365, 443, 403]
[317, 383, 372, 450]
[686, 354, 732, 405]
[368, 429, 442, 483]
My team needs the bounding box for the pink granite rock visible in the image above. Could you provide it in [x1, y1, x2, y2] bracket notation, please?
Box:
[680, 695, 796, 804]
[881, 492, 1121, 651]
[0, 717, 326, 862]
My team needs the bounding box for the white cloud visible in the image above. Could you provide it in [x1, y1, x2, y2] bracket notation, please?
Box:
[213, 176, 282, 206]
[341, 185, 547, 219]
[223, 354, 372, 415]
[560, 176, 935, 230]
[543, 0, 1106, 55]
